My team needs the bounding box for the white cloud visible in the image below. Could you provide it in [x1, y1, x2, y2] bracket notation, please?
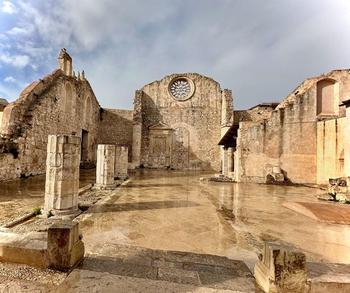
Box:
[6, 26, 31, 36]
[0, 53, 30, 68]
[1, 1, 17, 14]
[4, 76, 16, 83]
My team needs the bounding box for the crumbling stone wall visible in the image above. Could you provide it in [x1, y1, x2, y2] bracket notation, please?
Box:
[133, 73, 231, 171]
[237, 69, 350, 184]
[0, 69, 100, 181]
[97, 109, 133, 161]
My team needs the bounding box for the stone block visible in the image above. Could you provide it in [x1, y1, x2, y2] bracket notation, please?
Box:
[47, 220, 84, 271]
[254, 242, 307, 293]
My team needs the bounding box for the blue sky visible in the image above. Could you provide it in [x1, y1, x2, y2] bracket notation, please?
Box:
[0, 0, 350, 110]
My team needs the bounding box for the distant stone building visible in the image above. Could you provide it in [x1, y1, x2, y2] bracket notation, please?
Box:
[0, 50, 233, 181]
[222, 69, 350, 184]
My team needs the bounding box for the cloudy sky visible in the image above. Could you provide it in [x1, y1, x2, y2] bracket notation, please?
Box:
[0, 0, 350, 110]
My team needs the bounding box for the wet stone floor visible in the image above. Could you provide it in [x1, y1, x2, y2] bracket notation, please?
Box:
[79, 170, 350, 267]
[2, 169, 350, 291]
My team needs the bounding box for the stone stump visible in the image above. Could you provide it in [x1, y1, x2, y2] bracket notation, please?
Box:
[47, 220, 84, 271]
[254, 241, 307, 293]
[96, 144, 116, 189]
[115, 146, 128, 179]
[44, 135, 80, 215]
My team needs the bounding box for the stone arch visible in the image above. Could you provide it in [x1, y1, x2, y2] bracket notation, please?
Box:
[316, 78, 339, 116]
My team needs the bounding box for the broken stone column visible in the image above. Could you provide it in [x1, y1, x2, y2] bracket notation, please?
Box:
[47, 220, 84, 271]
[254, 242, 307, 293]
[96, 144, 116, 189]
[44, 135, 80, 215]
[115, 146, 128, 179]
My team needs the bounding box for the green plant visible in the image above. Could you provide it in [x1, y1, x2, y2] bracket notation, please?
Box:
[33, 207, 42, 215]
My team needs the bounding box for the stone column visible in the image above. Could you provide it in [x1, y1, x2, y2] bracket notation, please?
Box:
[115, 146, 128, 179]
[227, 147, 234, 178]
[96, 144, 116, 189]
[44, 135, 80, 215]
[344, 105, 350, 178]
[222, 148, 228, 176]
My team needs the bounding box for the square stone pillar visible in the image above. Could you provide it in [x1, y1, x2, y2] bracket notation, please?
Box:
[44, 135, 80, 215]
[96, 144, 116, 189]
[115, 146, 128, 179]
[254, 242, 307, 293]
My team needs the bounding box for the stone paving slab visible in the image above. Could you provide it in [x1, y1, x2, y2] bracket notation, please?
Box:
[283, 201, 350, 224]
[56, 269, 252, 293]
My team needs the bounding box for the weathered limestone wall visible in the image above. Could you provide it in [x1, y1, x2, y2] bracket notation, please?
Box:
[237, 69, 350, 184]
[97, 109, 133, 161]
[0, 69, 100, 181]
[134, 73, 230, 171]
[316, 118, 345, 184]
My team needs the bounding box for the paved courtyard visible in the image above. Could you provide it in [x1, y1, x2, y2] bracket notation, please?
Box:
[78, 170, 350, 266]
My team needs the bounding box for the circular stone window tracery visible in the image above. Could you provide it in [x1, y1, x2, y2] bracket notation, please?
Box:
[168, 77, 195, 101]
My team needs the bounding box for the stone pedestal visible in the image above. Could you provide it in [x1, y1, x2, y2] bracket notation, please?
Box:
[115, 146, 128, 179]
[96, 144, 116, 189]
[254, 242, 307, 293]
[47, 220, 84, 271]
[44, 135, 80, 215]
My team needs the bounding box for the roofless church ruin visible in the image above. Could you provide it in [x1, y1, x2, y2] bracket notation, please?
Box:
[1, 49, 350, 292]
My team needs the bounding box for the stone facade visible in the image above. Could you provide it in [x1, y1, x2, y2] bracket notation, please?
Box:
[234, 69, 350, 184]
[0, 49, 100, 181]
[132, 73, 233, 171]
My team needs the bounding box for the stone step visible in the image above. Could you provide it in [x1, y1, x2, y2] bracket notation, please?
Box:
[81, 244, 256, 292]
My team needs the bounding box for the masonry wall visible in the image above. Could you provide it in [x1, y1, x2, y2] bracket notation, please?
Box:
[0, 69, 100, 181]
[136, 73, 226, 171]
[98, 108, 133, 161]
[316, 118, 345, 184]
